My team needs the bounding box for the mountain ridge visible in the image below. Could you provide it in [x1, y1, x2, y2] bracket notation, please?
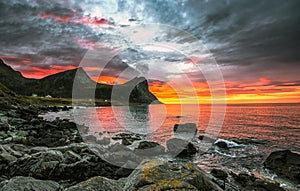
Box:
[0, 59, 161, 105]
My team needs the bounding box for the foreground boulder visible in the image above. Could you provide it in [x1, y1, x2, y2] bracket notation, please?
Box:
[264, 150, 300, 184]
[231, 172, 285, 191]
[123, 160, 222, 191]
[0, 176, 62, 191]
[167, 138, 197, 157]
[65, 176, 122, 191]
[4, 143, 133, 185]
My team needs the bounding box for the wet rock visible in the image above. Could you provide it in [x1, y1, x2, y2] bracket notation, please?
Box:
[112, 133, 143, 145]
[124, 160, 222, 191]
[5, 143, 132, 185]
[233, 138, 268, 145]
[0, 146, 17, 171]
[199, 135, 215, 143]
[167, 138, 197, 157]
[51, 106, 59, 112]
[62, 106, 70, 111]
[264, 149, 300, 184]
[211, 169, 228, 180]
[134, 141, 165, 156]
[211, 168, 228, 189]
[30, 118, 40, 126]
[104, 144, 143, 169]
[174, 123, 197, 140]
[231, 172, 285, 191]
[84, 135, 97, 143]
[65, 176, 122, 191]
[0, 176, 62, 191]
[214, 139, 241, 149]
[215, 141, 228, 149]
[97, 137, 111, 145]
[121, 137, 133, 145]
[0, 122, 9, 131]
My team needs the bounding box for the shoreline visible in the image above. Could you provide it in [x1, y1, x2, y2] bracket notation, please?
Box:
[0, 92, 299, 190]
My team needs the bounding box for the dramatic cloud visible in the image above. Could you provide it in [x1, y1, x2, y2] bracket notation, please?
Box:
[0, 0, 299, 103]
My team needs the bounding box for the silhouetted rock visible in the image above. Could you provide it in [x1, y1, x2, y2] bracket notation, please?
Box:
[0, 59, 161, 104]
[264, 150, 300, 184]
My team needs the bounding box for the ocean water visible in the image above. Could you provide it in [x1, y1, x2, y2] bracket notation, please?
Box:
[42, 103, 300, 187]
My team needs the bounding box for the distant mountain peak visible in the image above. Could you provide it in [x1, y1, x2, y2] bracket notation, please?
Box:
[0, 60, 161, 104]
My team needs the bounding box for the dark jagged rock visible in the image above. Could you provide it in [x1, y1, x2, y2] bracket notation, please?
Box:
[215, 141, 228, 149]
[134, 141, 165, 156]
[112, 132, 144, 146]
[211, 169, 228, 180]
[4, 143, 133, 185]
[264, 150, 300, 184]
[0, 176, 62, 191]
[65, 176, 122, 191]
[211, 169, 228, 189]
[174, 123, 197, 134]
[214, 139, 241, 149]
[231, 172, 285, 191]
[167, 138, 197, 157]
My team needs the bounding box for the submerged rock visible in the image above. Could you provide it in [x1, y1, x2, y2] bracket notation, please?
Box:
[264, 149, 300, 184]
[0, 176, 62, 191]
[123, 160, 222, 191]
[65, 176, 122, 191]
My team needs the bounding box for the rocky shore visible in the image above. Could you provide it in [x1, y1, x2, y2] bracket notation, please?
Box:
[1, 84, 299, 190]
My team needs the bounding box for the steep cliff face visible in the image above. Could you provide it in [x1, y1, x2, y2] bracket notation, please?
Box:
[0, 59, 161, 104]
[0, 59, 35, 95]
[112, 77, 161, 104]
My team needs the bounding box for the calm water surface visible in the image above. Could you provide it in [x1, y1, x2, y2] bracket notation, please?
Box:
[42, 103, 300, 187]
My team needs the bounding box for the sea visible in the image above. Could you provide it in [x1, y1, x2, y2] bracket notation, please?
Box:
[41, 103, 300, 189]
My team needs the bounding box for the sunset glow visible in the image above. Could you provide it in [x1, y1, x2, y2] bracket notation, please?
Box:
[1, 0, 299, 105]
[1, 56, 299, 104]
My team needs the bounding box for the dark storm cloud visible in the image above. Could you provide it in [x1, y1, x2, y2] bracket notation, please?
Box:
[185, 0, 300, 67]
[0, 0, 98, 69]
[139, 0, 300, 67]
[0, 0, 299, 79]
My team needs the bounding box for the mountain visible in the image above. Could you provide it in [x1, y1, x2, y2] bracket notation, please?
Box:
[0, 59, 161, 104]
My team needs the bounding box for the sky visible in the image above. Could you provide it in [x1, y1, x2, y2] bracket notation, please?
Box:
[0, 0, 300, 104]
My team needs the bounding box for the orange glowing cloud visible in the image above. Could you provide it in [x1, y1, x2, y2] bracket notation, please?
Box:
[21, 65, 78, 79]
[38, 12, 112, 28]
[184, 57, 203, 64]
[259, 77, 271, 84]
[91, 75, 127, 85]
[39, 13, 72, 23]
